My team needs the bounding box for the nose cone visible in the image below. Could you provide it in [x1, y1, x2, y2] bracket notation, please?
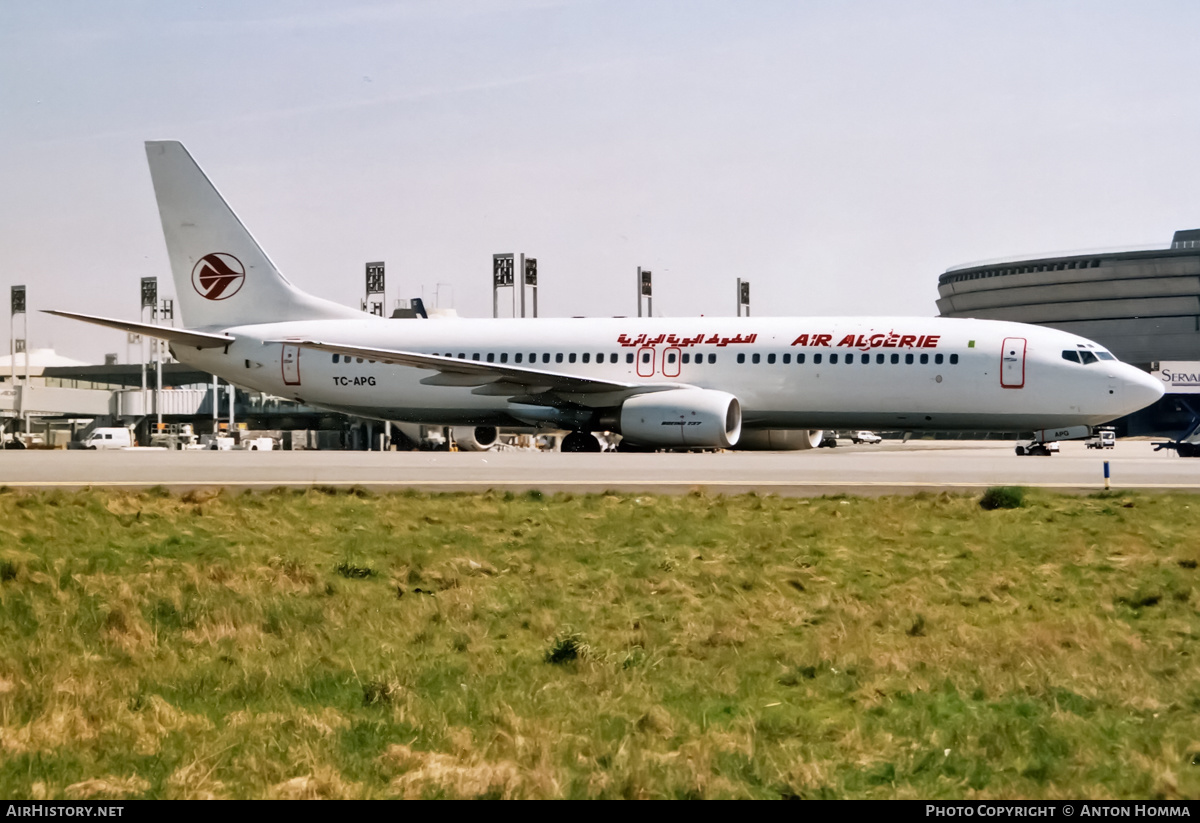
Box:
[1120, 364, 1165, 414]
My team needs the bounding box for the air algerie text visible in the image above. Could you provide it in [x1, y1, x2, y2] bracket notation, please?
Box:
[791, 332, 941, 350]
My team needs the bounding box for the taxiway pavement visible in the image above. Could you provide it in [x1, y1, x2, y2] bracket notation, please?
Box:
[0, 440, 1194, 496]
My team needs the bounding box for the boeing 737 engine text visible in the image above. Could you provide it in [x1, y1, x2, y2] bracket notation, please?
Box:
[46, 142, 1165, 452]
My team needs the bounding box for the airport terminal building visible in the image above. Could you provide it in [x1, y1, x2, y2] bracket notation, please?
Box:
[937, 229, 1200, 439]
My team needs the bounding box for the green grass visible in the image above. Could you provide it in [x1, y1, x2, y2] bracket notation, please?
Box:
[0, 486, 1197, 798]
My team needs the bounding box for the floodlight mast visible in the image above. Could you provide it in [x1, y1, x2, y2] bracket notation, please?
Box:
[364, 262, 385, 317]
[140, 277, 156, 429]
[10, 286, 27, 437]
[524, 257, 538, 318]
[737, 279, 750, 317]
[637, 268, 652, 317]
[492, 254, 514, 318]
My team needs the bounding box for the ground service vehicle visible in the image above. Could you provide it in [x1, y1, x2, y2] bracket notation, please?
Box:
[1086, 428, 1116, 449]
[82, 427, 133, 450]
[851, 431, 882, 444]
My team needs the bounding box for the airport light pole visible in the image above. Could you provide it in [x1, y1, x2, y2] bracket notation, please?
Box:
[155, 297, 174, 433]
[528, 257, 542, 319]
[364, 262, 385, 317]
[637, 268, 652, 317]
[10, 286, 26, 438]
[737, 279, 750, 317]
[140, 278, 156, 425]
[492, 254, 515, 318]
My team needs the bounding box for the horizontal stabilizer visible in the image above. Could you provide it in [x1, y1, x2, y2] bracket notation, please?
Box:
[43, 310, 234, 349]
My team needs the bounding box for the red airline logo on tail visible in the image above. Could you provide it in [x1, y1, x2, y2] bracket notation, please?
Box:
[191, 253, 245, 300]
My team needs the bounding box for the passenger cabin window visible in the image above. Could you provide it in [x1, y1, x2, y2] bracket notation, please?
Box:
[556, 353, 564, 363]
[582, 353, 590, 364]
[891, 354, 900, 364]
[935, 354, 943, 365]
[708, 354, 716, 364]
[813, 353, 822, 364]
[610, 353, 618, 363]
[949, 354, 959, 365]
[543, 353, 551, 364]
[626, 353, 634, 364]
[782, 354, 791, 364]
[515, 353, 523, 363]
[666, 352, 676, 364]
[487, 353, 495, 363]
[876, 354, 885, 364]
[641, 352, 650, 364]
[905, 353, 914, 364]
[472, 353, 480, 361]
[332, 354, 340, 363]
[568, 353, 577, 363]
[920, 354, 929, 364]
[830, 354, 838, 364]
[737, 353, 746, 364]
[500, 353, 508, 363]
[751, 353, 760, 364]
[796, 353, 805, 364]
[682, 353, 690, 364]
[767, 353, 776, 364]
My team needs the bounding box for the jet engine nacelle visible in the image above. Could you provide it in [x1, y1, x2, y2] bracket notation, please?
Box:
[618, 389, 741, 449]
[733, 429, 824, 451]
[452, 425, 499, 452]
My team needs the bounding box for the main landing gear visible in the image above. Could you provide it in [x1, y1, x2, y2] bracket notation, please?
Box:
[560, 431, 603, 453]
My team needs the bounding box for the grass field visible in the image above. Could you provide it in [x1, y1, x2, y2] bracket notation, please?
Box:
[0, 486, 1197, 799]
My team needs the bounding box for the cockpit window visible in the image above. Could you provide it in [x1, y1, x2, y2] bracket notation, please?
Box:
[1096, 351, 1115, 360]
[1079, 351, 1098, 365]
[1061, 350, 1080, 363]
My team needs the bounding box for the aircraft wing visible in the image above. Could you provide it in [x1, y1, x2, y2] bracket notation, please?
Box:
[44, 310, 234, 349]
[268, 338, 686, 398]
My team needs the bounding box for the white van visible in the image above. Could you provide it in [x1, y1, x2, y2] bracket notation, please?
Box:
[82, 428, 134, 450]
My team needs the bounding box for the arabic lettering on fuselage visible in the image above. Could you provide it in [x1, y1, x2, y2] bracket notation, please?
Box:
[616, 333, 758, 348]
[615, 332, 940, 350]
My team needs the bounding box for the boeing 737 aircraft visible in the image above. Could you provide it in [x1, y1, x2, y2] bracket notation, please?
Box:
[48, 141, 1164, 452]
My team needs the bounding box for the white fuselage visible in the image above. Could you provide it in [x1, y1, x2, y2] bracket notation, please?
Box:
[173, 315, 1163, 432]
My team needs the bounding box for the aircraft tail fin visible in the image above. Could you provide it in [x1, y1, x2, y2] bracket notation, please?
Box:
[144, 141, 364, 329]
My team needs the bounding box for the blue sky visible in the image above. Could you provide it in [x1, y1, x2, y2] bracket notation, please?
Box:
[3, 1, 1199, 362]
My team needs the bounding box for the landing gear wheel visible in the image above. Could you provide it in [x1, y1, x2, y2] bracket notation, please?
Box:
[561, 431, 602, 453]
[1015, 446, 1025, 456]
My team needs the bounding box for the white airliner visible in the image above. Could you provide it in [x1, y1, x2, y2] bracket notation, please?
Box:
[48, 141, 1164, 452]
